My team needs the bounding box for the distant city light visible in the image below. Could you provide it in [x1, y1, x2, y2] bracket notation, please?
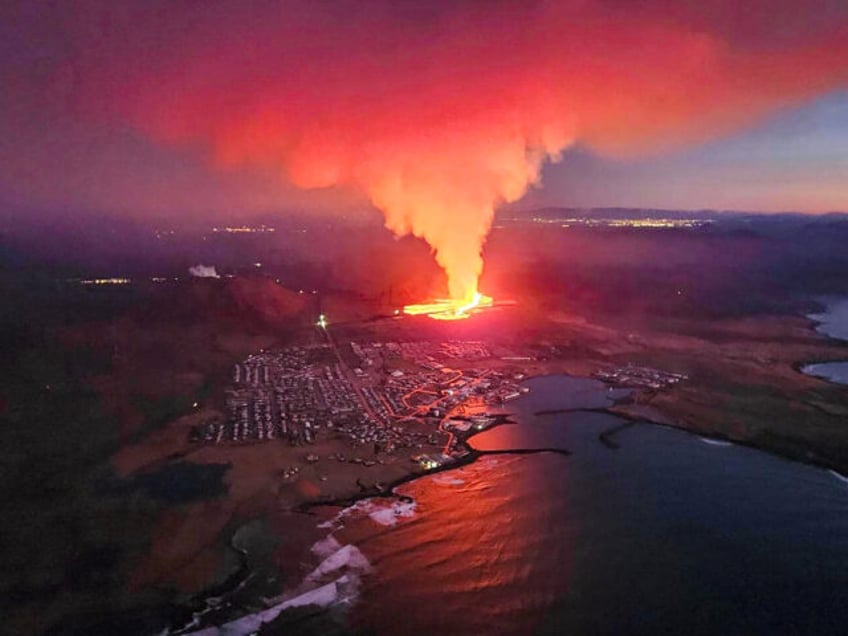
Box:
[212, 225, 276, 233]
[77, 278, 131, 285]
[518, 216, 712, 229]
[316, 314, 328, 329]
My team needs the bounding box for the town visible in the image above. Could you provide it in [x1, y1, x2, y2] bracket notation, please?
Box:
[190, 341, 530, 468]
[593, 364, 688, 389]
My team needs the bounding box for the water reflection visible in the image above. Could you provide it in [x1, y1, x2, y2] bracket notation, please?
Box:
[342, 454, 575, 635]
[342, 376, 848, 635]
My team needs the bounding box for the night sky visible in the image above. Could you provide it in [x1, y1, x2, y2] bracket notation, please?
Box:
[2, 1, 847, 217]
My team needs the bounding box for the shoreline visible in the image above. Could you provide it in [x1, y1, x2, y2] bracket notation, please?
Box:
[289, 367, 848, 525]
[795, 360, 848, 387]
[136, 299, 848, 634]
[609, 403, 848, 479]
[171, 409, 575, 633]
[530, 397, 848, 475]
[166, 363, 848, 634]
[793, 298, 848, 385]
[805, 296, 848, 344]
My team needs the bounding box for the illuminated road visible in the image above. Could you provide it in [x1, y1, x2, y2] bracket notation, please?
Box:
[399, 367, 470, 415]
[316, 323, 384, 425]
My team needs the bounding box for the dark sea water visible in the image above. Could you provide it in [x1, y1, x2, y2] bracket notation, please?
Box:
[802, 362, 848, 386]
[803, 297, 848, 385]
[340, 376, 848, 636]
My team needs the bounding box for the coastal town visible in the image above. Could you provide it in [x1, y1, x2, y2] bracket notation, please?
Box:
[188, 335, 691, 478]
[189, 340, 531, 470]
[593, 364, 688, 390]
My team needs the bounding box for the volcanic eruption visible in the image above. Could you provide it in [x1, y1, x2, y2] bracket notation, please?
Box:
[403, 291, 495, 321]
[70, 1, 848, 318]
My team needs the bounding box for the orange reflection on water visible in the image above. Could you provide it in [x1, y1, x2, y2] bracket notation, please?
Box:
[341, 454, 575, 635]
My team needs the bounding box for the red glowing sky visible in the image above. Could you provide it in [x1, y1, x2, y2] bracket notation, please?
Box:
[1, 0, 847, 220]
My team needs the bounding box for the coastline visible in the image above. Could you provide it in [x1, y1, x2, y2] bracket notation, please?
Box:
[806, 296, 848, 343]
[791, 297, 848, 382]
[173, 408, 576, 633]
[98, 300, 848, 635]
[176, 368, 848, 634]
[177, 356, 848, 632]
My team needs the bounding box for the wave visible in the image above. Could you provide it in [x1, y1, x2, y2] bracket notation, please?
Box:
[306, 544, 372, 584]
[181, 490, 421, 633]
[311, 534, 343, 559]
[699, 437, 733, 447]
[186, 576, 351, 636]
[829, 469, 848, 485]
[319, 497, 418, 529]
[185, 542, 372, 636]
[366, 499, 417, 527]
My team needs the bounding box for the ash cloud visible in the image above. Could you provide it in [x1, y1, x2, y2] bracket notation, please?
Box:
[67, 0, 848, 300]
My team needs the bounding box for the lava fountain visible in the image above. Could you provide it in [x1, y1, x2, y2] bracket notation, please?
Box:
[404, 291, 494, 321]
[76, 1, 848, 327]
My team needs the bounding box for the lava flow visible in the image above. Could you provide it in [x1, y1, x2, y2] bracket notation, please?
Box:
[404, 291, 494, 321]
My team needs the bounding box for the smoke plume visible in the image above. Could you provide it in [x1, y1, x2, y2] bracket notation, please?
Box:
[73, 1, 848, 300]
[188, 264, 220, 279]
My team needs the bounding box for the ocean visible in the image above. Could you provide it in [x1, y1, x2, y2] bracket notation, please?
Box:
[324, 375, 848, 635]
[803, 296, 848, 385]
[809, 296, 848, 342]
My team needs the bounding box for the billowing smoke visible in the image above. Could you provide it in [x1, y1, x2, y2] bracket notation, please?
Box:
[188, 264, 220, 279]
[74, 1, 848, 301]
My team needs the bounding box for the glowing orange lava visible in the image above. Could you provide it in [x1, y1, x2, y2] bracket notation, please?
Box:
[404, 291, 493, 321]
